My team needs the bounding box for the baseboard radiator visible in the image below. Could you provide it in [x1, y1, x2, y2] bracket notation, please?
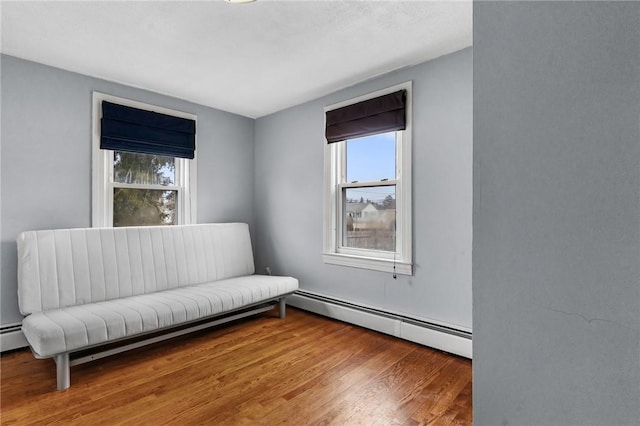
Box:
[287, 290, 472, 359]
[0, 322, 28, 352]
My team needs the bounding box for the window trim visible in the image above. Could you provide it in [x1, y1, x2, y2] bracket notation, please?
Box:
[91, 92, 197, 227]
[322, 82, 412, 275]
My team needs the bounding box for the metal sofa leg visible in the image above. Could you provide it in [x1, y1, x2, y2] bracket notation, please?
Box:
[279, 298, 286, 319]
[55, 353, 70, 390]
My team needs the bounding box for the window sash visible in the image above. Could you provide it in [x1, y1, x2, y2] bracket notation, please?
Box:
[111, 186, 180, 227]
[336, 139, 402, 258]
[105, 150, 187, 227]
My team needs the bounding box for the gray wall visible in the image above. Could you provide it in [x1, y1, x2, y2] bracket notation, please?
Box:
[1, 55, 255, 325]
[254, 48, 472, 330]
[473, 2, 640, 425]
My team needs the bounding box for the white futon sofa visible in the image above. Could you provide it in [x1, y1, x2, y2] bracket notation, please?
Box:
[17, 223, 298, 390]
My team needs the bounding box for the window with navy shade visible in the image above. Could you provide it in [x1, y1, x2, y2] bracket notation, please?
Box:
[92, 93, 197, 228]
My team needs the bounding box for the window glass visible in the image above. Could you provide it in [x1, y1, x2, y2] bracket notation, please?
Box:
[343, 186, 396, 251]
[346, 132, 396, 183]
[113, 188, 177, 227]
[113, 151, 175, 186]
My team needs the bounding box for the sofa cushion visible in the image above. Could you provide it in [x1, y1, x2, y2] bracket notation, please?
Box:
[17, 223, 255, 315]
[22, 275, 298, 357]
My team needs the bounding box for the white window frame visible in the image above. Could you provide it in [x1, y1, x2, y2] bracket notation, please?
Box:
[322, 82, 413, 275]
[91, 92, 197, 227]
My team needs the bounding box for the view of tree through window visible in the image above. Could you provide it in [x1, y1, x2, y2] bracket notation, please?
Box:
[112, 151, 177, 227]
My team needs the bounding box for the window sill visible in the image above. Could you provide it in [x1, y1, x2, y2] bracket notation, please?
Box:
[322, 252, 412, 276]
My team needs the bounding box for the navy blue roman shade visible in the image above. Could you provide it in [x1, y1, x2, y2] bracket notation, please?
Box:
[101, 101, 196, 159]
[325, 90, 406, 144]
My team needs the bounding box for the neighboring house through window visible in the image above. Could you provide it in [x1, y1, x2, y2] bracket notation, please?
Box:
[323, 82, 412, 275]
[92, 93, 197, 227]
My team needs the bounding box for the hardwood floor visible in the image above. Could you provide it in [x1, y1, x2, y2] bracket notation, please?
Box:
[1, 308, 472, 425]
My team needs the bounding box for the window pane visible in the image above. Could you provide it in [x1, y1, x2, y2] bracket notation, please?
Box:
[113, 188, 176, 227]
[346, 132, 396, 183]
[113, 151, 175, 186]
[343, 186, 396, 252]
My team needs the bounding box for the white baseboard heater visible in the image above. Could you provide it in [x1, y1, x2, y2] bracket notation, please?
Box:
[286, 290, 472, 359]
[0, 322, 28, 352]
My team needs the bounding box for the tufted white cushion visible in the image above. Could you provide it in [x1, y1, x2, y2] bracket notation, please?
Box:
[17, 223, 256, 315]
[22, 275, 298, 357]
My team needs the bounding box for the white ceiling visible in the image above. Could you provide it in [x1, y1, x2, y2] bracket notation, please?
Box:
[1, 1, 472, 118]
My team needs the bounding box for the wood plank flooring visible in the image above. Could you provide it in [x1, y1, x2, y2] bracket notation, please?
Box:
[0, 308, 472, 425]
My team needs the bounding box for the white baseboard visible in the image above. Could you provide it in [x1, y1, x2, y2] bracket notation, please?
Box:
[286, 292, 472, 359]
[1, 324, 28, 352]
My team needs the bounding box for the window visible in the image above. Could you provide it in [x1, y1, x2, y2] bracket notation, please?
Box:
[323, 82, 412, 275]
[92, 93, 197, 227]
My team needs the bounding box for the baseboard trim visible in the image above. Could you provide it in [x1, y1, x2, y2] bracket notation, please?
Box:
[287, 291, 472, 359]
[1, 323, 28, 352]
